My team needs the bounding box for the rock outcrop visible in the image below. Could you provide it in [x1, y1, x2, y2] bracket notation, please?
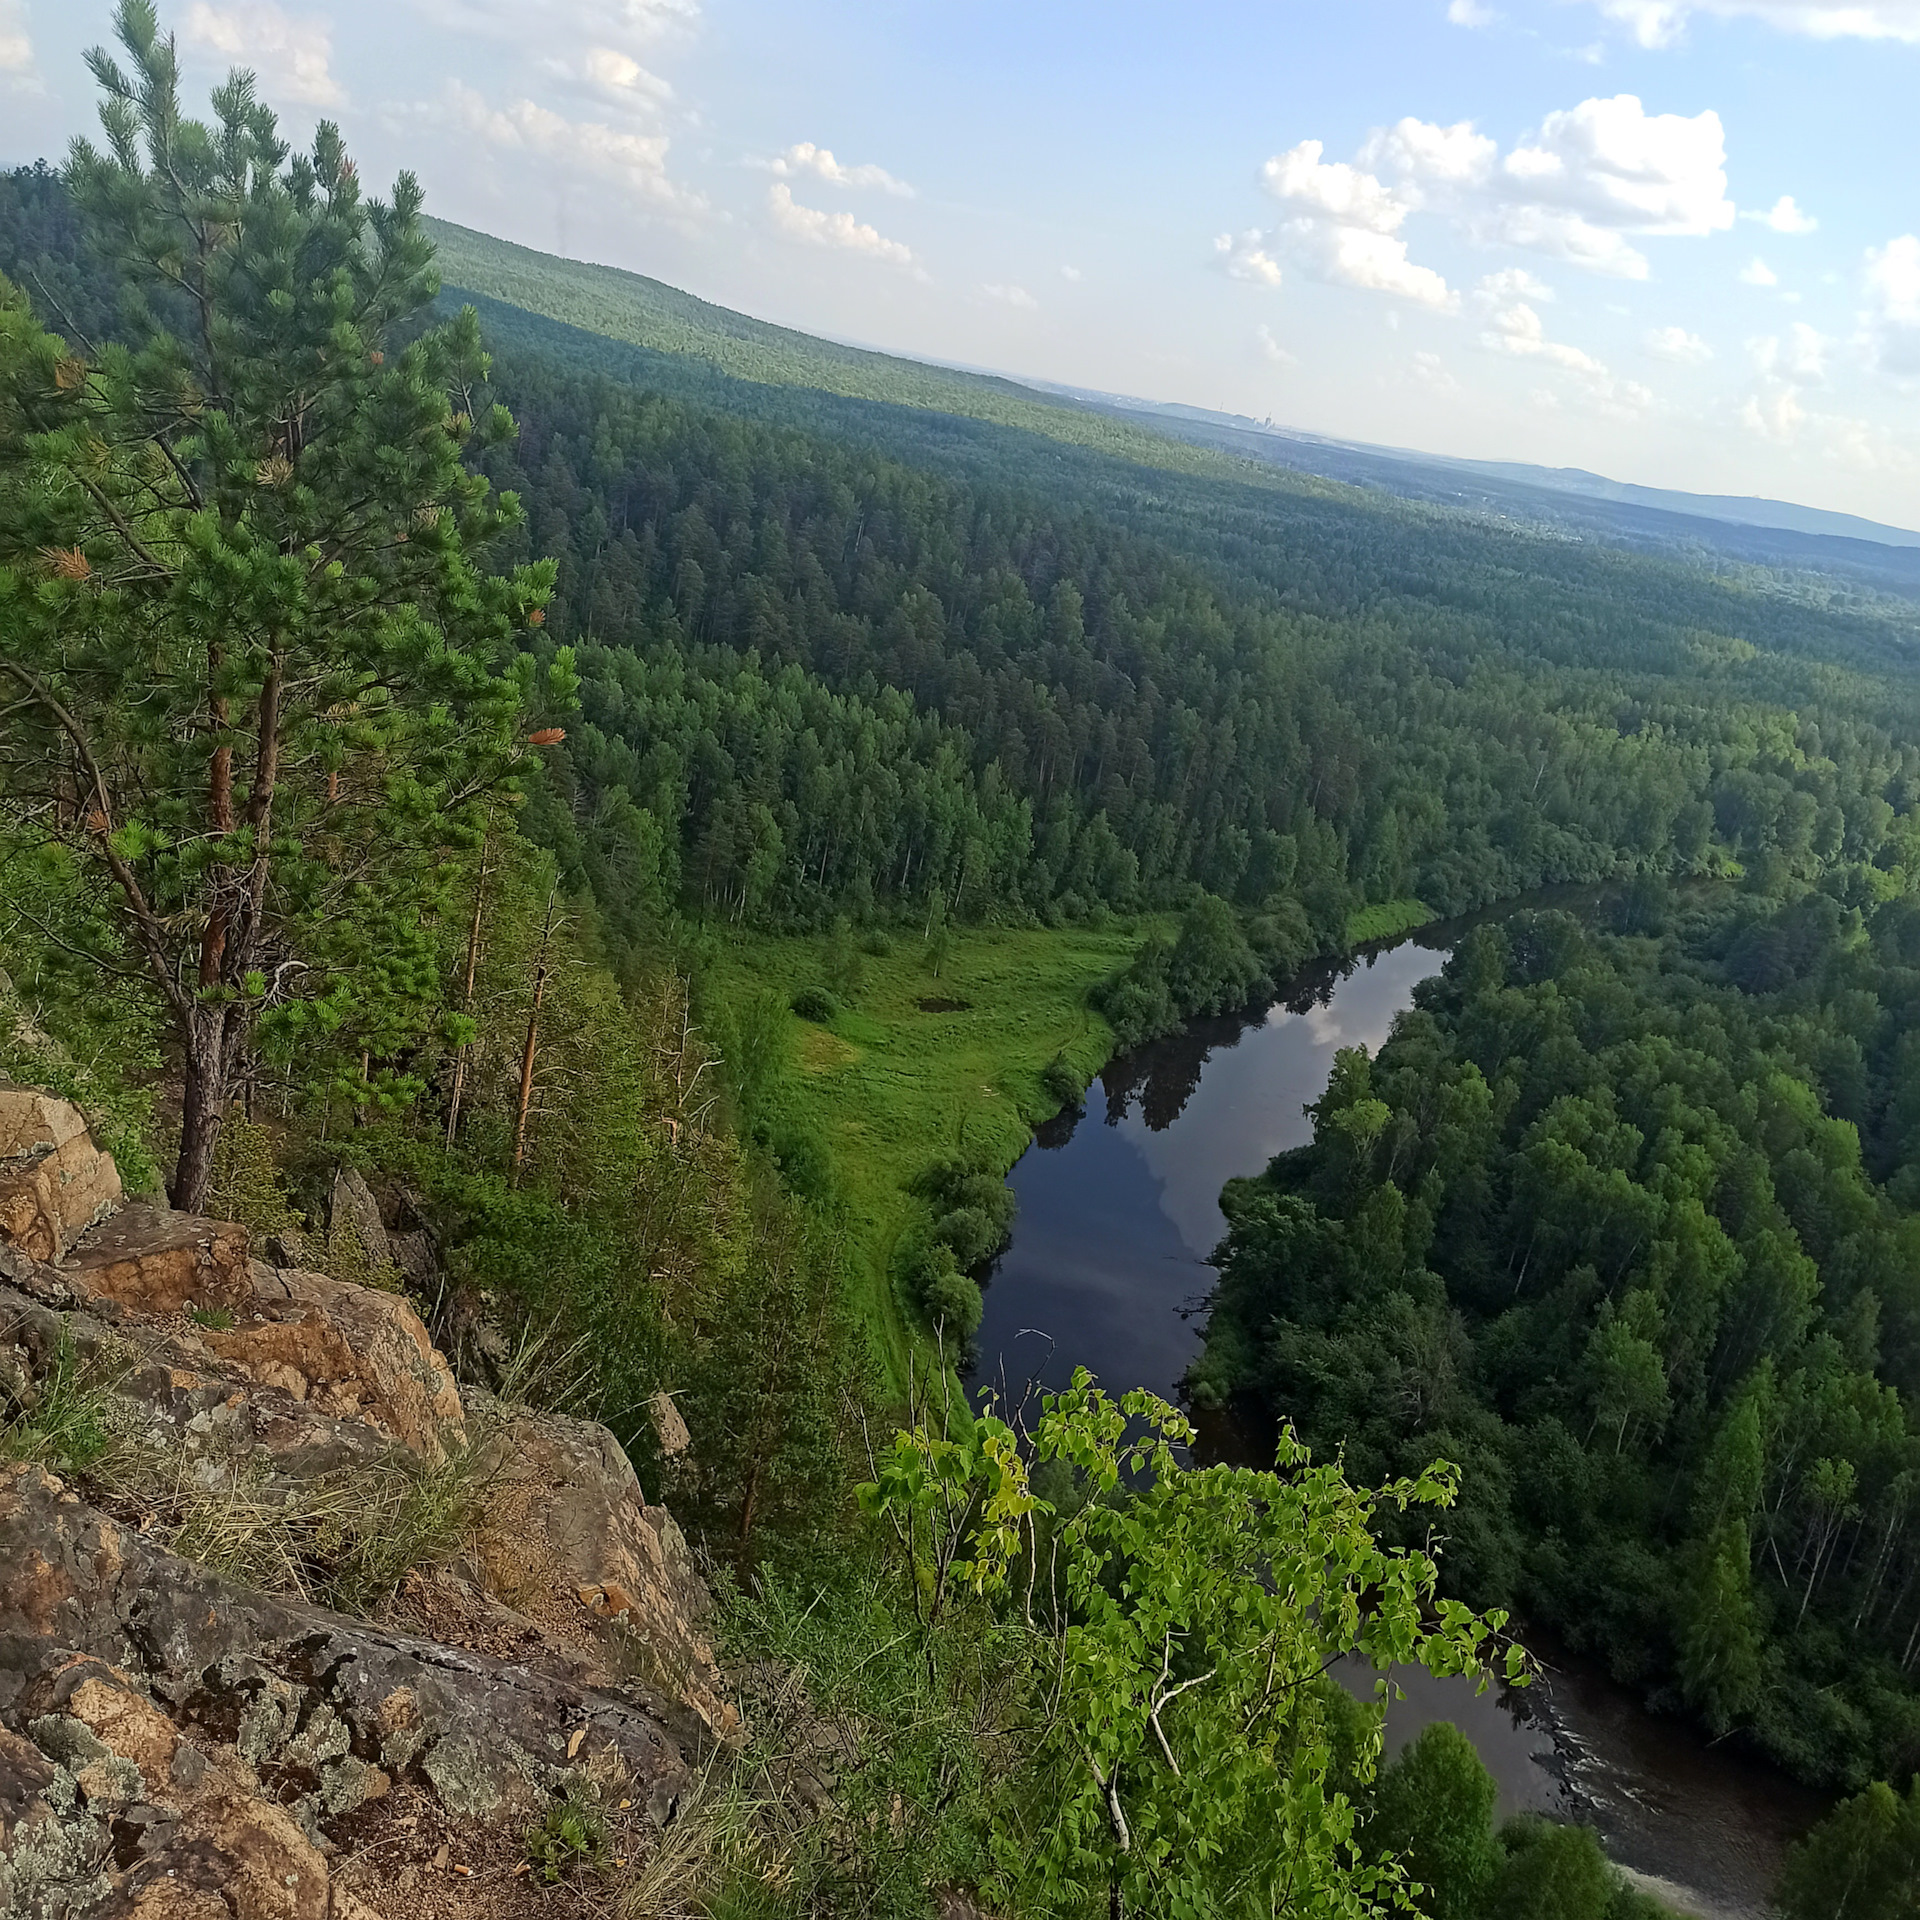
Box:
[0, 1090, 733, 1919]
[0, 1091, 122, 1265]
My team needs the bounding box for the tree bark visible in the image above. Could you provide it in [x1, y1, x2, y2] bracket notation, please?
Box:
[445, 840, 490, 1147]
[170, 1002, 230, 1212]
[511, 887, 559, 1182]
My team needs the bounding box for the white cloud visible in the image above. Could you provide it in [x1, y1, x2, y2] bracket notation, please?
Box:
[1864, 233, 1920, 373]
[1251, 140, 1457, 308]
[430, 80, 698, 215]
[1474, 271, 1652, 411]
[413, 0, 699, 46]
[1644, 324, 1713, 362]
[1739, 255, 1779, 286]
[1866, 234, 1920, 325]
[1214, 229, 1285, 288]
[1264, 140, 1416, 233]
[1478, 266, 1557, 303]
[1060, 264, 1083, 282]
[767, 182, 918, 271]
[1257, 323, 1298, 366]
[563, 47, 673, 107]
[1749, 322, 1830, 378]
[982, 282, 1036, 308]
[1291, 218, 1459, 309]
[0, 0, 34, 80]
[1488, 94, 1734, 272]
[766, 142, 913, 198]
[184, 1, 344, 107]
[1747, 193, 1817, 235]
[1741, 385, 1806, 439]
[1448, 0, 1499, 22]
[1245, 94, 1732, 308]
[1412, 349, 1463, 395]
[1596, 1, 1920, 42]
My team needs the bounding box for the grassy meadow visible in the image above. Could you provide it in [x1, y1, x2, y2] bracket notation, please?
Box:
[705, 921, 1151, 1398]
[1345, 898, 1434, 946]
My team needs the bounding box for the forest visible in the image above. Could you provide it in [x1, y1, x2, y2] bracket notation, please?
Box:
[3, 3, 1920, 1908]
[1196, 883, 1920, 1791]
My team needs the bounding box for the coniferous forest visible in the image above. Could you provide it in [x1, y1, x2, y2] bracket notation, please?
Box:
[4, 12, 1920, 1914]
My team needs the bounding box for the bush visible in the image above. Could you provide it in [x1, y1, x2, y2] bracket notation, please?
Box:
[922, 1264, 983, 1339]
[931, 1205, 1004, 1271]
[1041, 1052, 1086, 1109]
[768, 1123, 836, 1207]
[860, 927, 895, 957]
[790, 985, 840, 1024]
[524, 1789, 610, 1885]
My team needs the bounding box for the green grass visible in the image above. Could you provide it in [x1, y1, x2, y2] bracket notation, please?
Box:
[1345, 899, 1434, 946]
[707, 922, 1145, 1400]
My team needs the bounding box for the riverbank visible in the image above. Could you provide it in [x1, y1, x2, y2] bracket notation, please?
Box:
[966, 887, 1832, 1920]
[701, 920, 1139, 1398]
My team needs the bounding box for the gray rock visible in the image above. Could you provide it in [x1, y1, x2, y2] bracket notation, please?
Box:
[327, 1169, 393, 1274]
[0, 1462, 697, 1833]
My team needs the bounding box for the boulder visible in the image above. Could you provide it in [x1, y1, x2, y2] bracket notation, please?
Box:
[0, 1091, 121, 1264]
[649, 1390, 692, 1458]
[201, 1266, 466, 1460]
[10, 1658, 332, 1920]
[327, 1170, 393, 1274]
[0, 1462, 695, 1843]
[61, 1203, 250, 1315]
[467, 1397, 738, 1745]
[1, 1274, 402, 1490]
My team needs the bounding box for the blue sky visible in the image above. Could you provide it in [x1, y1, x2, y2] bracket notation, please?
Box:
[6, 1, 1920, 523]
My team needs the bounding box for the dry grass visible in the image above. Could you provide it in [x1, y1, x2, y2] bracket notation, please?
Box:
[89, 1414, 491, 1615]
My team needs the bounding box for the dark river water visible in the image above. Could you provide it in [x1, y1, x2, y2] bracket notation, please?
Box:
[968, 921, 1826, 1920]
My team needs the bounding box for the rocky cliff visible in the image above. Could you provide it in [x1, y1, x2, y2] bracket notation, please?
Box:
[0, 1089, 737, 1919]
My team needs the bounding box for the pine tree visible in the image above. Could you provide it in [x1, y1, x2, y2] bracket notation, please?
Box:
[0, 1, 568, 1207]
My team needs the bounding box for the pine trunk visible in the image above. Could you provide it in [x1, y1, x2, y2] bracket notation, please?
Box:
[170, 1004, 230, 1212]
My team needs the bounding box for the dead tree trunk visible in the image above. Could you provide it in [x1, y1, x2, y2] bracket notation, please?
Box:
[511, 887, 559, 1183]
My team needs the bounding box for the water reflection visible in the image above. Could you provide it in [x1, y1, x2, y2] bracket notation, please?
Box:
[972, 939, 1452, 1408]
[967, 897, 1824, 1920]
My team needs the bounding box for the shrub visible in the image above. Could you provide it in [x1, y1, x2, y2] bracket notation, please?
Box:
[1041, 1053, 1086, 1109]
[790, 986, 839, 1024]
[922, 1265, 984, 1340]
[931, 1205, 1003, 1272]
[524, 1789, 610, 1885]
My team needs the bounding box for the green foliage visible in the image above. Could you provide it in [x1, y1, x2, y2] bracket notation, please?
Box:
[1489, 1818, 1615, 1920]
[1365, 1724, 1502, 1920]
[1776, 1777, 1920, 1920]
[1202, 891, 1920, 1788]
[523, 1789, 611, 1886]
[706, 920, 1130, 1397]
[790, 985, 840, 1025]
[859, 1371, 1528, 1919]
[0, 1330, 114, 1477]
[1350, 900, 1436, 947]
[0, 15, 566, 1205]
[204, 1111, 303, 1244]
[1094, 894, 1269, 1050]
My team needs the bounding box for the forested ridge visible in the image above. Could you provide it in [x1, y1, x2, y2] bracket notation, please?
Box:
[466, 311, 1920, 961]
[1199, 885, 1920, 1792]
[4, 16, 1920, 1905]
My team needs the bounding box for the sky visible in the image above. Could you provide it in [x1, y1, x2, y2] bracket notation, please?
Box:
[6, 0, 1920, 525]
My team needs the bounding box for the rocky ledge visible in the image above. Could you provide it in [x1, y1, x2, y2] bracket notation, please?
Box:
[0, 1090, 736, 1919]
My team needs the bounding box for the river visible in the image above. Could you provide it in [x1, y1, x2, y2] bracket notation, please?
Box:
[967, 916, 1827, 1920]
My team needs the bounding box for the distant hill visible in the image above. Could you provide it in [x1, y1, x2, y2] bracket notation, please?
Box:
[425, 219, 1288, 489]
[429, 217, 1920, 596]
[1034, 387, 1920, 550]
